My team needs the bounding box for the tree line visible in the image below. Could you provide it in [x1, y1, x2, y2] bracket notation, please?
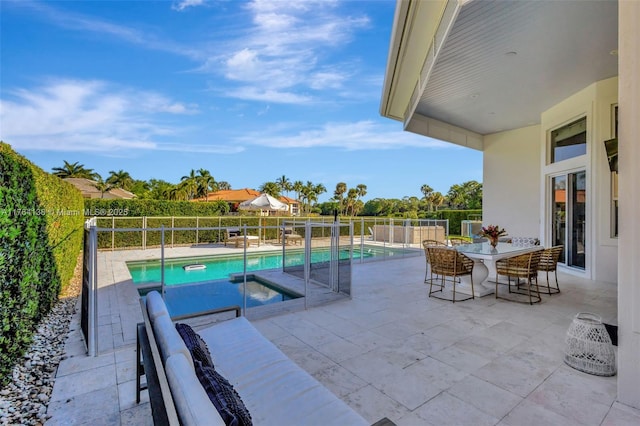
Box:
[51, 160, 482, 216]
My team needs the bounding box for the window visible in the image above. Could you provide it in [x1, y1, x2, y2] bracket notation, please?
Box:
[552, 171, 586, 269]
[550, 117, 587, 163]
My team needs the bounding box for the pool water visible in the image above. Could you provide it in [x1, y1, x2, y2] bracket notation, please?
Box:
[154, 277, 301, 318]
[127, 245, 413, 287]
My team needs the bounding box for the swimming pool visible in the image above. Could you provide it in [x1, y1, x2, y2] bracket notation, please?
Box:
[127, 245, 415, 287]
[147, 276, 301, 318]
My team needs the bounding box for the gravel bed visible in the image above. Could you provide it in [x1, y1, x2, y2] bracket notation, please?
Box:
[0, 258, 82, 426]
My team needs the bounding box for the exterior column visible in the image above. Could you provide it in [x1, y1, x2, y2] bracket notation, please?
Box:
[617, 0, 640, 409]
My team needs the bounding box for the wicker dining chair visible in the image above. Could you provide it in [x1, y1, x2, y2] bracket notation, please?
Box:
[422, 239, 448, 284]
[425, 246, 475, 302]
[538, 245, 563, 295]
[448, 237, 469, 246]
[495, 250, 543, 304]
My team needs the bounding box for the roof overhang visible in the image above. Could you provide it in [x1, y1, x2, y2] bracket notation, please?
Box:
[380, 0, 618, 150]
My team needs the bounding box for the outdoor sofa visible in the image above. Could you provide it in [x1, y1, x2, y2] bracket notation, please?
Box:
[136, 291, 392, 425]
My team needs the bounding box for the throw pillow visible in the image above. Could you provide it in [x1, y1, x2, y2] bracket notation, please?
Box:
[175, 323, 214, 367]
[194, 359, 253, 426]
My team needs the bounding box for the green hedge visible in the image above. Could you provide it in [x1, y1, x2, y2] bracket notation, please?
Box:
[84, 198, 230, 217]
[433, 209, 482, 235]
[0, 142, 84, 385]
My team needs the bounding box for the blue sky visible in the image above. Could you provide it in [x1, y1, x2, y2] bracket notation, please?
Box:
[0, 0, 482, 202]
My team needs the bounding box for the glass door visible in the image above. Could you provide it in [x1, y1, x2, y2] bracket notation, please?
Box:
[551, 171, 586, 269]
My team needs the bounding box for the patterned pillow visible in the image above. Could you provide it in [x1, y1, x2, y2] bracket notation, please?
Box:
[194, 359, 253, 426]
[175, 323, 214, 367]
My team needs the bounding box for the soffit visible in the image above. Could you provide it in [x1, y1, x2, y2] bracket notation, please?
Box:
[413, 0, 618, 135]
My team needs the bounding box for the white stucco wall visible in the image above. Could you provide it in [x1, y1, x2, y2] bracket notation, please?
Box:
[593, 77, 619, 283]
[539, 77, 618, 281]
[483, 125, 541, 238]
[617, 0, 640, 409]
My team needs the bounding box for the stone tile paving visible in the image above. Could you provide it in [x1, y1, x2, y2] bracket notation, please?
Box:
[46, 248, 640, 425]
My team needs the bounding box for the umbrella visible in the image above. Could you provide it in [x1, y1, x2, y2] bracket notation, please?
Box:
[238, 193, 288, 244]
[238, 193, 288, 212]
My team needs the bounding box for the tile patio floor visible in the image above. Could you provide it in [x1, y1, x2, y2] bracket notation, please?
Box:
[46, 247, 640, 425]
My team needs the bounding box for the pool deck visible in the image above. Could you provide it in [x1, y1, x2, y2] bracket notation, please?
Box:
[46, 246, 640, 425]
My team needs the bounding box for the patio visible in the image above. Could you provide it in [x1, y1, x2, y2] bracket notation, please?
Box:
[46, 249, 640, 425]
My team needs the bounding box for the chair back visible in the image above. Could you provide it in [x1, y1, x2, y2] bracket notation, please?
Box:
[449, 237, 468, 246]
[497, 249, 543, 278]
[426, 247, 474, 277]
[422, 239, 446, 250]
[539, 245, 563, 271]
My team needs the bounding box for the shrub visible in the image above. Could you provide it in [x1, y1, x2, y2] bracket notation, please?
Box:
[0, 142, 84, 385]
[434, 209, 483, 235]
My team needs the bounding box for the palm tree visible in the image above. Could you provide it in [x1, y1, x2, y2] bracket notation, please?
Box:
[258, 182, 281, 198]
[93, 178, 113, 199]
[52, 161, 99, 179]
[275, 175, 292, 197]
[430, 192, 445, 211]
[420, 184, 434, 211]
[106, 169, 134, 190]
[196, 169, 216, 201]
[217, 181, 232, 190]
[180, 169, 198, 200]
[333, 182, 347, 215]
[292, 180, 304, 203]
[346, 188, 358, 216]
[420, 184, 433, 199]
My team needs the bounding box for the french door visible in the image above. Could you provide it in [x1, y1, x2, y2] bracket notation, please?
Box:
[551, 171, 586, 269]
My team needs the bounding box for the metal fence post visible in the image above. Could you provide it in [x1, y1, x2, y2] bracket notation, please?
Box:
[161, 225, 165, 299]
[242, 224, 247, 316]
[87, 219, 98, 356]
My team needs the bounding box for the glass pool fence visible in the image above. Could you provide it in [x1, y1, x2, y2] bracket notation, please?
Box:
[81, 218, 445, 354]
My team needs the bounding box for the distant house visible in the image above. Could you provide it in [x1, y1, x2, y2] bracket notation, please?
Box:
[64, 178, 136, 199]
[192, 188, 300, 216]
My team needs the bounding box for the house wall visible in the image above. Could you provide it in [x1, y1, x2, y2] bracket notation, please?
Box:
[540, 77, 618, 282]
[617, 0, 640, 409]
[483, 125, 541, 237]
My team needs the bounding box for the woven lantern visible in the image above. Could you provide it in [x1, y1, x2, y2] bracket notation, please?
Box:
[564, 312, 616, 376]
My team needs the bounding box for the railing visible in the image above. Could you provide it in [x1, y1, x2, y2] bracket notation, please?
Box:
[81, 218, 447, 355]
[91, 216, 449, 251]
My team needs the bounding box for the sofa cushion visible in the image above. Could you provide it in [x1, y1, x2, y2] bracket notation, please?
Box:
[194, 359, 253, 426]
[198, 317, 368, 426]
[146, 291, 169, 322]
[152, 313, 193, 369]
[165, 353, 225, 426]
[176, 322, 214, 367]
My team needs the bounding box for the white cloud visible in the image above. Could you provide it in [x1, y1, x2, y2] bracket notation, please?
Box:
[236, 121, 454, 150]
[172, 0, 207, 12]
[16, 1, 372, 106]
[0, 79, 210, 153]
[224, 87, 312, 104]
[210, 0, 371, 104]
[16, 1, 202, 60]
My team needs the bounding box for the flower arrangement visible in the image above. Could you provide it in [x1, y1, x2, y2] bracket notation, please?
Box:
[479, 225, 507, 247]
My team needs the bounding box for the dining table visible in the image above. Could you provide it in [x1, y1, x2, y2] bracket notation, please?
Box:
[454, 242, 544, 297]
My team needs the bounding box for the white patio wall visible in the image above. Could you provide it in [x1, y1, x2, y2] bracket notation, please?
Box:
[540, 77, 618, 282]
[483, 125, 541, 238]
[617, 0, 640, 409]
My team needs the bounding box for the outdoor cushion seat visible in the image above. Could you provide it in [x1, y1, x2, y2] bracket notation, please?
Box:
[197, 317, 368, 426]
[165, 353, 225, 426]
[139, 291, 370, 426]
